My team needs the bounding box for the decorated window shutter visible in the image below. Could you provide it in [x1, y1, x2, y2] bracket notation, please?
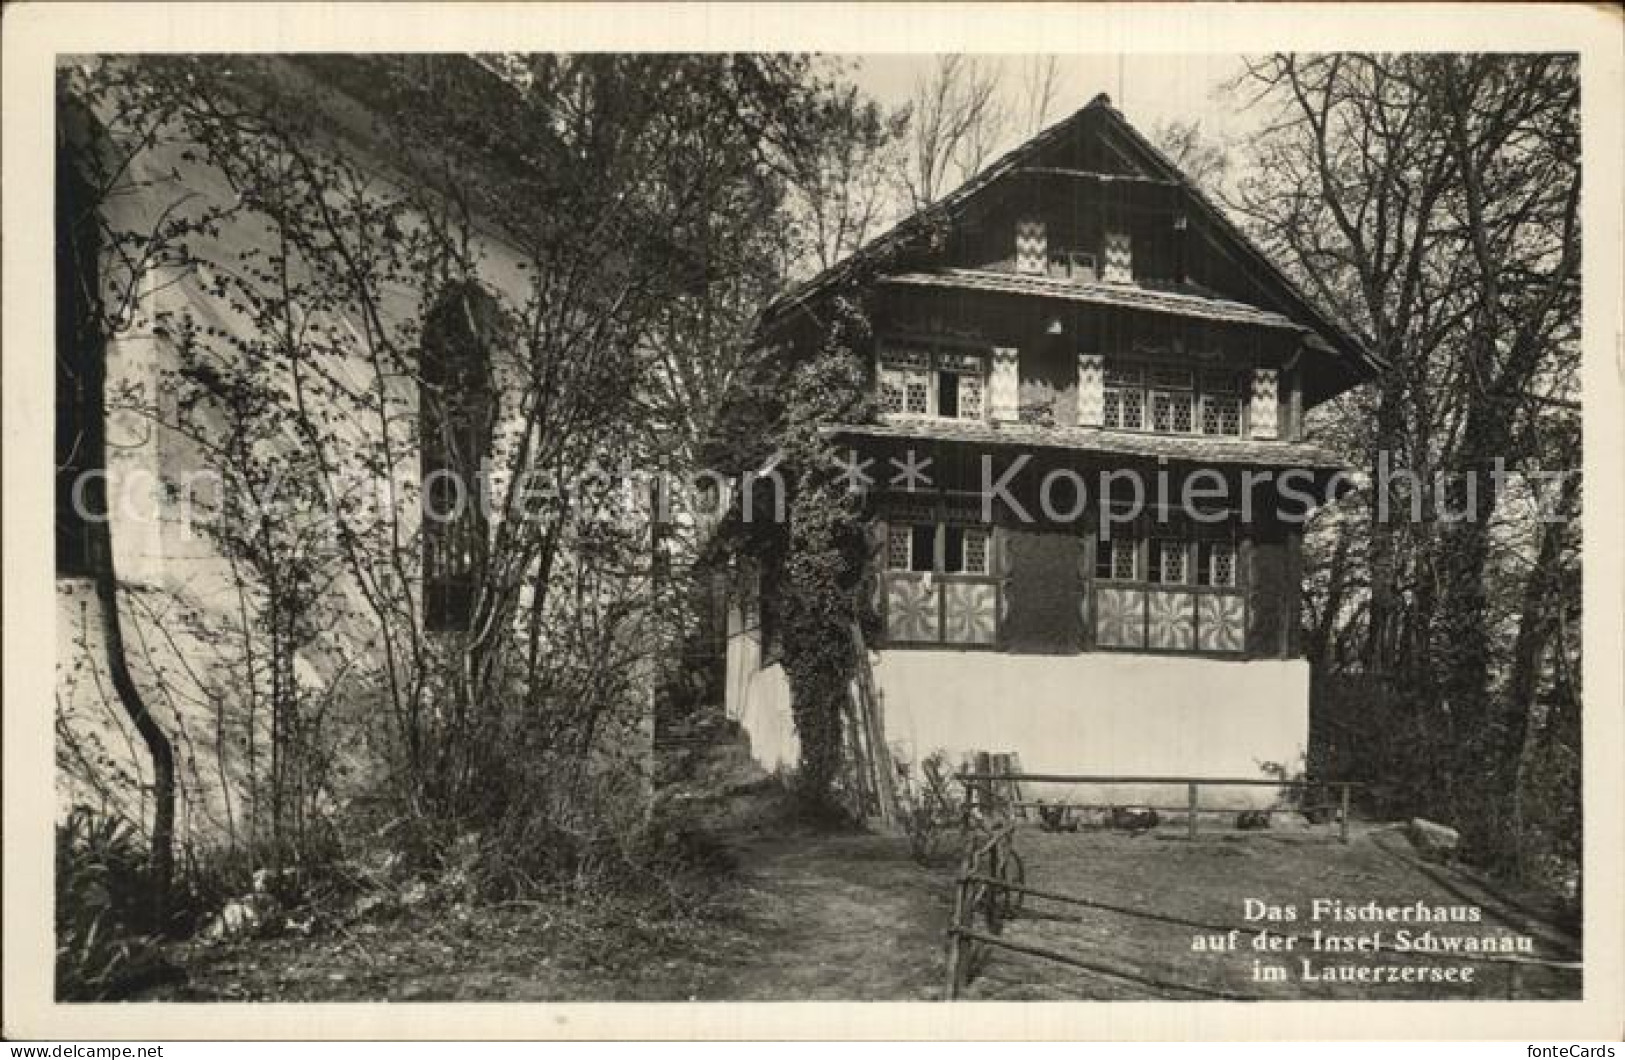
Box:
[1250, 367, 1279, 439]
[1076, 353, 1104, 427]
[1015, 220, 1047, 275]
[1103, 231, 1133, 283]
[990, 346, 1020, 422]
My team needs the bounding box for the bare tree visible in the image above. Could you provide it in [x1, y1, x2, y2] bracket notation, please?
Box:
[1150, 118, 1230, 193]
[1017, 56, 1061, 134]
[899, 56, 1007, 208]
[781, 78, 909, 275]
[1235, 53, 1580, 872]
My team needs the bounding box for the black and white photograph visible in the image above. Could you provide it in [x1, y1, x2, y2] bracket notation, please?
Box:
[4, 0, 1623, 1043]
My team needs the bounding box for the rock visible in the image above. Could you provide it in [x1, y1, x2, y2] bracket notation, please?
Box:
[1407, 818, 1460, 861]
[399, 880, 431, 908]
[1108, 806, 1160, 833]
[1270, 812, 1313, 832]
[1236, 810, 1272, 830]
[204, 898, 262, 941]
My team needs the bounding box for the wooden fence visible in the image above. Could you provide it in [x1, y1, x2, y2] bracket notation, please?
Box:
[956, 771, 1359, 842]
[941, 792, 1583, 1001]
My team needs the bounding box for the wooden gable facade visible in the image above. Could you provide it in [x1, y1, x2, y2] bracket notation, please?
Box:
[764, 95, 1376, 663]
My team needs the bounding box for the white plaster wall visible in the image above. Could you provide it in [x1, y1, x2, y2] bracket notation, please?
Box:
[726, 639, 1310, 811]
[55, 58, 547, 847]
[723, 613, 797, 772]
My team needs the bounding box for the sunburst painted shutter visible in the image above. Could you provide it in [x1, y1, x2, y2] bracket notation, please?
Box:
[1015, 221, 1047, 275]
[1076, 353, 1104, 427]
[991, 347, 1020, 423]
[1250, 367, 1279, 439]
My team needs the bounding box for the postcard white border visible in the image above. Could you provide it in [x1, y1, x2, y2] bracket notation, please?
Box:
[5, 1, 1622, 1040]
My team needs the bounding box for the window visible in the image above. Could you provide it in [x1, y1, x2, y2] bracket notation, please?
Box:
[1197, 541, 1237, 587]
[909, 524, 935, 572]
[961, 526, 989, 575]
[1199, 369, 1245, 437]
[887, 522, 989, 575]
[882, 513, 999, 646]
[886, 523, 912, 571]
[1095, 535, 1138, 581]
[56, 143, 101, 577]
[421, 283, 500, 632]
[1149, 539, 1188, 585]
[1103, 364, 1143, 431]
[1091, 528, 1246, 654]
[1104, 360, 1247, 437]
[879, 345, 987, 421]
[944, 525, 990, 575]
[1048, 249, 1097, 283]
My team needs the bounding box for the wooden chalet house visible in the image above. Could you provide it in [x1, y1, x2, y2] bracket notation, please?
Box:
[724, 95, 1378, 809]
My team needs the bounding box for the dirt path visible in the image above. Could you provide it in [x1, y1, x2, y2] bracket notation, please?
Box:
[141, 815, 1579, 1003]
[694, 832, 955, 1001]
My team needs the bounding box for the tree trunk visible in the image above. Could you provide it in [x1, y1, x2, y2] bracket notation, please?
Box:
[89, 505, 177, 926]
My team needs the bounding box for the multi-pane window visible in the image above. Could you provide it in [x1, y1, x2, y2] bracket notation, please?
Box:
[1093, 530, 1246, 654]
[1199, 370, 1244, 436]
[1104, 360, 1247, 436]
[883, 515, 999, 646]
[885, 524, 913, 571]
[1150, 539, 1188, 585]
[1197, 541, 1237, 587]
[1048, 249, 1098, 283]
[944, 525, 990, 575]
[887, 522, 990, 575]
[1097, 533, 1239, 587]
[421, 283, 499, 632]
[1103, 364, 1144, 431]
[879, 345, 987, 421]
[1095, 535, 1139, 581]
[886, 523, 937, 573]
[962, 526, 989, 575]
[879, 347, 931, 415]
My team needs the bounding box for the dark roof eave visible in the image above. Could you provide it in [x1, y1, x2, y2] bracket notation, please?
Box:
[825, 420, 1350, 472]
[881, 269, 1304, 331]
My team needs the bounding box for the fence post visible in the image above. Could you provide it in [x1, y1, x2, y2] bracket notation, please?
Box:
[945, 875, 968, 1000]
[1339, 784, 1351, 844]
[1187, 782, 1199, 840]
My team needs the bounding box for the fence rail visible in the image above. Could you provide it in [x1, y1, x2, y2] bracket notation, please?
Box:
[941, 806, 1581, 1002]
[955, 772, 1360, 843]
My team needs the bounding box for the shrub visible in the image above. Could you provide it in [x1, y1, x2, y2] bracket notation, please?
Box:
[55, 807, 173, 999]
[897, 751, 963, 867]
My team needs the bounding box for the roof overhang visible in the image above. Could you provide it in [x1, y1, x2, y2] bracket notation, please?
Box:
[827, 418, 1350, 472]
[882, 269, 1304, 332]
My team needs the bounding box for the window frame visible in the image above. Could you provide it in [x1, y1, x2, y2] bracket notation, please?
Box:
[1047, 247, 1099, 283]
[878, 495, 1001, 649]
[885, 520, 992, 577]
[878, 342, 989, 423]
[1088, 520, 1249, 657]
[420, 283, 501, 634]
[1103, 359, 1250, 437]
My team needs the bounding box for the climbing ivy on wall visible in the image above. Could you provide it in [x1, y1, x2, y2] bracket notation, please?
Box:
[712, 292, 881, 813]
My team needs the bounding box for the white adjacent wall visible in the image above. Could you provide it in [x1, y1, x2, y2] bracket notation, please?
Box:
[725, 611, 1308, 811]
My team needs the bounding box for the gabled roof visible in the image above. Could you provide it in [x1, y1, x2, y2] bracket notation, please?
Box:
[766, 93, 1381, 396]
